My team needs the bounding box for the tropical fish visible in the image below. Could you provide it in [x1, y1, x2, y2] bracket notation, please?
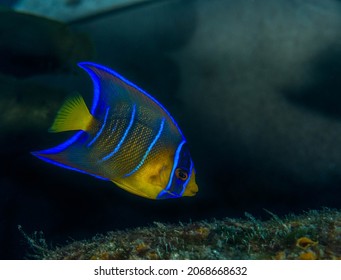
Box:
[32, 62, 198, 199]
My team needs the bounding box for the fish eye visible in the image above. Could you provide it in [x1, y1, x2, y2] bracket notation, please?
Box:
[175, 168, 188, 181]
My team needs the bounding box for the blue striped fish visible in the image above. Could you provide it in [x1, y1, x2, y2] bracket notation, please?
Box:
[32, 62, 198, 199]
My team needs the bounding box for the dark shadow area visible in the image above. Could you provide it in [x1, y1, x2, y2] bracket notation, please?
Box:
[0, 0, 20, 7]
[284, 45, 341, 119]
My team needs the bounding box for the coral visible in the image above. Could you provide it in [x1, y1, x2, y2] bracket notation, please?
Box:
[296, 237, 318, 249]
[21, 208, 341, 260]
[299, 251, 317, 260]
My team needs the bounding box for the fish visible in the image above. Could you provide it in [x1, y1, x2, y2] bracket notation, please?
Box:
[32, 62, 198, 199]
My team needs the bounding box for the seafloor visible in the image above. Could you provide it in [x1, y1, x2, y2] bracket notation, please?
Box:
[20, 208, 341, 260]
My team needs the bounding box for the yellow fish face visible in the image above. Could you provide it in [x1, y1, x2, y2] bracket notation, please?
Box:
[154, 141, 198, 199]
[32, 62, 198, 200]
[182, 170, 198, 197]
[113, 142, 198, 199]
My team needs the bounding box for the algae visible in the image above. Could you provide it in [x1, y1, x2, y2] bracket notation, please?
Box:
[20, 208, 341, 260]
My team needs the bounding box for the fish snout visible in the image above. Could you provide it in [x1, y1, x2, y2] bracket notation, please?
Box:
[183, 171, 198, 197]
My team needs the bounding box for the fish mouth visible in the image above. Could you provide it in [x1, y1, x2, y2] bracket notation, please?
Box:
[183, 182, 198, 197]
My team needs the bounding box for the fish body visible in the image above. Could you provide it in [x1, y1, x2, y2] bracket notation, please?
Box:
[32, 62, 198, 199]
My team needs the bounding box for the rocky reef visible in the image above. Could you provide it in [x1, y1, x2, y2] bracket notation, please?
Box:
[20, 208, 341, 260]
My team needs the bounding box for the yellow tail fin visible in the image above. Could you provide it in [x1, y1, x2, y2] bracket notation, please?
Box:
[49, 93, 94, 133]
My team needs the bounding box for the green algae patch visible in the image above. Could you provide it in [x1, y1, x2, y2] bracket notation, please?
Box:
[20, 209, 341, 260]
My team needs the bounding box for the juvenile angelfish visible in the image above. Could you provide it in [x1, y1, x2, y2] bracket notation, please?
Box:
[32, 62, 198, 199]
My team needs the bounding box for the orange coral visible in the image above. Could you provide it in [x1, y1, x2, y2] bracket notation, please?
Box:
[299, 251, 317, 260]
[296, 237, 318, 249]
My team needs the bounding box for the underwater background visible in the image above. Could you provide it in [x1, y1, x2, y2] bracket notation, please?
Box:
[1, 0, 341, 259]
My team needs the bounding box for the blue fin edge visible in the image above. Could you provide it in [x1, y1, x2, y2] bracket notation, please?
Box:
[31, 152, 109, 181]
[31, 131, 110, 181]
[77, 61, 186, 139]
[34, 131, 84, 155]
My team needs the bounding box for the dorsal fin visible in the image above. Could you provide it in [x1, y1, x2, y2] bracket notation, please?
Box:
[77, 62, 184, 139]
[49, 93, 94, 133]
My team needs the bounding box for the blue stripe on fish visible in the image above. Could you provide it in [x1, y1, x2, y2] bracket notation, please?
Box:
[101, 104, 136, 162]
[164, 140, 186, 191]
[156, 190, 180, 199]
[87, 107, 110, 147]
[156, 140, 186, 199]
[109, 122, 118, 137]
[124, 118, 165, 177]
[78, 62, 186, 140]
[180, 160, 193, 196]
